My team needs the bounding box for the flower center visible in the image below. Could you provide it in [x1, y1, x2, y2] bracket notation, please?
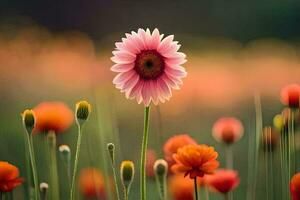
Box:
[134, 50, 165, 80]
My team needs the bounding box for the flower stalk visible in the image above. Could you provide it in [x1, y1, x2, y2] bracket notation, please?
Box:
[22, 109, 40, 200]
[194, 177, 199, 200]
[70, 101, 91, 200]
[140, 106, 151, 200]
[47, 131, 59, 200]
[107, 143, 121, 200]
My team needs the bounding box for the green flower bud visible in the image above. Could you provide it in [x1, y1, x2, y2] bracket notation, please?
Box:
[107, 143, 115, 164]
[153, 159, 168, 200]
[22, 109, 36, 134]
[120, 160, 135, 189]
[273, 114, 284, 131]
[75, 101, 91, 125]
[154, 159, 168, 177]
[59, 144, 71, 162]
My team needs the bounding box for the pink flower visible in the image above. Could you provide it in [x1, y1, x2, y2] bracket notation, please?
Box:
[212, 117, 244, 144]
[111, 28, 187, 106]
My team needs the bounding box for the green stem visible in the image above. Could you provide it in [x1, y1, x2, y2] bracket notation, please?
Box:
[110, 162, 120, 200]
[140, 106, 151, 200]
[70, 126, 83, 200]
[194, 178, 199, 200]
[25, 132, 40, 200]
[124, 189, 128, 200]
[225, 145, 233, 169]
[47, 132, 59, 200]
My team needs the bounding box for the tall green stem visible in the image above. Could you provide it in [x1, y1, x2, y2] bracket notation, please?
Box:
[140, 106, 151, 200]
[225, 145, 233, 169]
[194, 178, 199, 200]
[109, 158, 120, 200]
[47, 131, 59, 200]
[25, 132, 40, 200]
[70, 126, 83, 200]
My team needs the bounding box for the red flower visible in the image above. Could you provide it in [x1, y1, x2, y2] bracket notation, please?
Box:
[0, 161, 24, 192]
[281, 84, 300, 108]
[171, 144, 219, 178]
[291, 173, 300, 200]
[33, 102, 74, 133]
[205, 169, 240, 194]
[163, 134, 197, 167]
[78, 168, 106, 198]
[212, 117, 244, 144]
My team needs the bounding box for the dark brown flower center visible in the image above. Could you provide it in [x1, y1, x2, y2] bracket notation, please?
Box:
[134, 50, 165, 80]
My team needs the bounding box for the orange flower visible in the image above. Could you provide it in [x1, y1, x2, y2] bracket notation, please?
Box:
[163, 134, 197, 166]
[146, 149, 157, 177]
[171, 144, 219, 178]
[33, 102, 74, 133]
[291, 173, 300, 200]
[0, 161, 23, 192]
[205, 169, 240, 194]
[212, 117, 244, 144]
[78, 168, 106, 198]
[281, 84, 300, 108]
[169, 174, 194, 200]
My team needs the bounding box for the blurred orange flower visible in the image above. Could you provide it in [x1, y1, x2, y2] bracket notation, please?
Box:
[78, 168, 106, 198]
[291, 172, 300, 200]
[212, 117, 244, 144]
[205, 169, 240, 194]
[169, 174, 194, 200]
[33, 102, 74, 133]
[163, 134, 197, 166]
[172, 144, 219, 178]
[0, 161, 23, 192]
[146, 149, 157, 177]
[281, 84, 300, 108]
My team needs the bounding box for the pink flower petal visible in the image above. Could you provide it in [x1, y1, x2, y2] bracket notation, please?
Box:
[141, 81, 152, 106]
[111, 63, 134, 72]
[113, 70, 135, 85]
[157, 35, 174, 53]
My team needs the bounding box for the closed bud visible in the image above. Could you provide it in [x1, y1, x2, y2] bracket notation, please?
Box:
[273, 114, 284, 131]
[107, 143, 115, 164]
[153, 159, 168, 200]
[154, 159, 168, 177]
[120, 160, 135, 189]
[75, 101, 91, 125]
[40, 182, 49, 199]
[22, 109, 35, 134]
[59, 144, 71, 161]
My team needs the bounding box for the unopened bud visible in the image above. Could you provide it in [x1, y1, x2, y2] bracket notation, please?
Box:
[40, 182, 48, 199]
[75, 101, 91, 125]
[22, 109, 35, 134]
[273, 114, 284, 131]
[120, 160, 135, 190]
[59, 145, 71, 161]
[153, 159, 168, 200]
[107, 143, 115, 164]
